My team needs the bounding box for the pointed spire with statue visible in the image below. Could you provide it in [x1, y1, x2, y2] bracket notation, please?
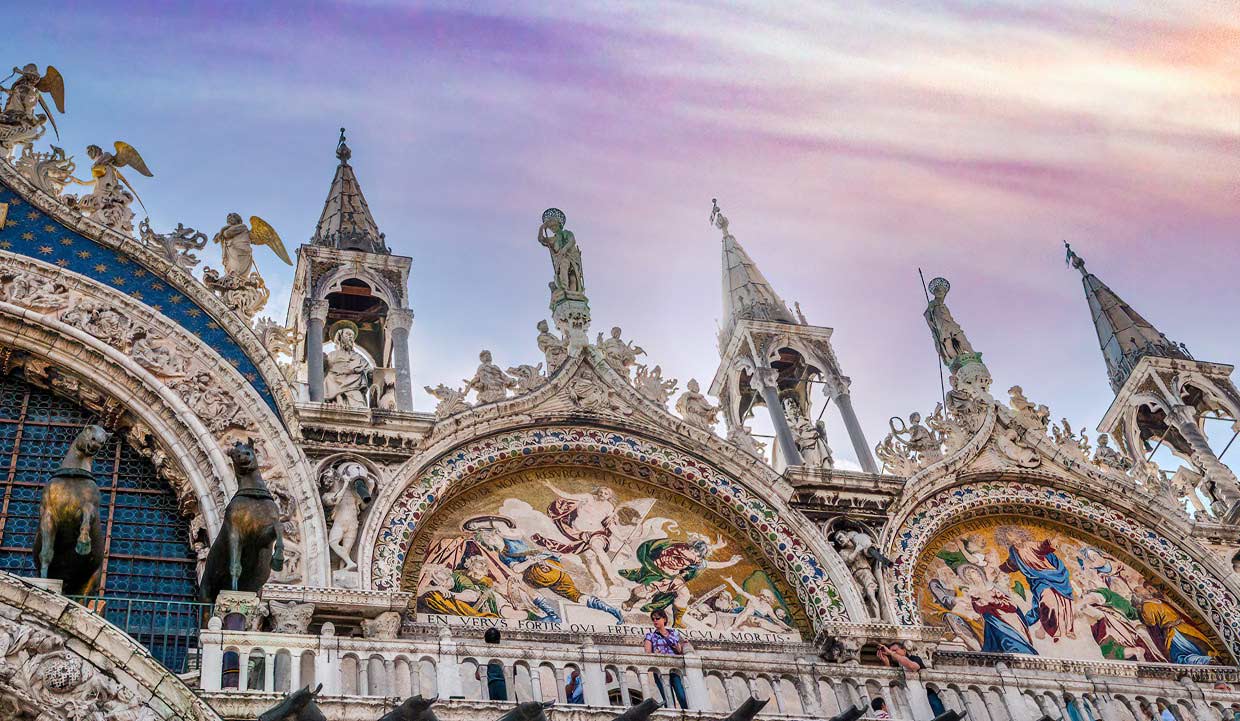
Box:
[538, 207, 591, 355]
[707, 199, 877, 474]
[1067, 243, 1240, 524]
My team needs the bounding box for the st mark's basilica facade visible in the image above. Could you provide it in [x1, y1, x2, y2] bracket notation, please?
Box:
[0, 62, 1238, 721]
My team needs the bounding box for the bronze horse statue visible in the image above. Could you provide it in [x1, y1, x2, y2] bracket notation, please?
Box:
[33, 424, 109, 595]
[612, 698, 662, 721]
[496, 701, 555, 721]
[199, 439, 284, 602]
[719, 697, 769, 721]
[258, 684, 326, 721]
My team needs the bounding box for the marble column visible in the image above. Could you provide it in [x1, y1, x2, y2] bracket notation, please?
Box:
[754, 366, 803, 466]
[828, 377, 878, 473]
[200, 618, 223, 692]
[306, 299, 329, 403]
[387, 308, 415, 412]
[435, 629, 462, 699]
[316, 623, 340, 695]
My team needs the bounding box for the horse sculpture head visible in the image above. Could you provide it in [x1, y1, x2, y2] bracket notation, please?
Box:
[227, 438, 259, 475]
[611, 697, 662, 721]
[382, 694, 439, 721]
[496, 700, 555, 721]
[69, 424, 110, 461]
[257, 684, 323, 721]
[723, 696, 769, 721]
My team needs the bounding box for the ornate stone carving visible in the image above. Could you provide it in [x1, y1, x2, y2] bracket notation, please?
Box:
[212, 590, 268, 631]
[1092, 433, 1132, 471]
[675, 378, 720, 430]
[76, 142, 152, 235]
[506, 363, 546, 395]
[254, 317, 302, 383]
[60, 300, 130, 348]
[0, 63, 64, 153]
[324, 323, 372, 408]
[539, 208, 591, 354]
[785, 398, 832, 468]
[994, 424, 1040, 468]
[0, 263, 69, 310]
[130, 328, 190, 377]
[876, 411, 943, 475]
[832, 528, 889, 622]
[172, 371, 249, 433]
[424, 384, 470, 418]
[595, 326, 644, 380]
[202, 213, 290, 320]
[924, 276, 979, 371]
[727, 425, 765, 458]
[321, 459, 376, 587]
[634, 364, 677, 407]
[466, 350, 514, 404]
[267, 600, 316, 635]
[566, 375, 632, 416]
[202, 266, 269, 321]
[535, 319, 567, 371]
[137, 218, 208, 271]
[13, 145, 76, 197]
[361, 610, 402, 640]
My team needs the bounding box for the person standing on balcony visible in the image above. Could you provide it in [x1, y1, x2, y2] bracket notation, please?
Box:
[643, 609, 688, 709]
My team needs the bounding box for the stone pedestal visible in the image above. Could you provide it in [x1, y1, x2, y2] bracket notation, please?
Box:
[214, 590, 266, 631]
[550, 289, 591, 356]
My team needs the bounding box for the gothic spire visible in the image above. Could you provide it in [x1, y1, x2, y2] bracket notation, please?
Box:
[711, 199, 797, 349]
[1065, 242, 1190, 392]
[312, 127, 388, 254]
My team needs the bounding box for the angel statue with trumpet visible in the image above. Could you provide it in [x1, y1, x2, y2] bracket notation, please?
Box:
[0, 63, 65, 152]
[77, 141, 153, 234]
[202, 213, 292, 320]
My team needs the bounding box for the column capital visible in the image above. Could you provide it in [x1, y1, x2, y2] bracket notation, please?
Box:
[752, 366, 779, 391]
[306, 299, 330, 323]
[821, 373, 852, 399]
[386, 307, 415, 333]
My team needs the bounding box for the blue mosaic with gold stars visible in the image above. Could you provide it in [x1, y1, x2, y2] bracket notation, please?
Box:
[0, 184, 281, 420]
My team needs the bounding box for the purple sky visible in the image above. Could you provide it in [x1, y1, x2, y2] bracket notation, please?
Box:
[11, 1, 1239, 469]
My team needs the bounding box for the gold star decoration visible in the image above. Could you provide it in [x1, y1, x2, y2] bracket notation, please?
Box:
[186, 307, 201, 318]
[130, 291, 143, 301]
[133, 268, 147, 278]
[0, 241, 11, 250]
[21, 232, 34, 241]
[150, 282, 165, 291]
[38, 246, 52, 255]
[77, 250, 90, 259]
[25, 211, 38, 220]
[112, 276, 126, 286]
[94, 264, 108, 273]
[168, 294, 183, 304]
[42, 224, 55, 233]
[59, 237, 73, 246]
[55, 259, 68, 267]
[151, 304, 163, 312]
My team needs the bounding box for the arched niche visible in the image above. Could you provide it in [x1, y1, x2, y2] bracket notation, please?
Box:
[367, 424, 864, 631]
[886, 478, 1240, 662]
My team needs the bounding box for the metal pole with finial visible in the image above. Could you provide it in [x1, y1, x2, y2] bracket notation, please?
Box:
[919, 268, 948, 410]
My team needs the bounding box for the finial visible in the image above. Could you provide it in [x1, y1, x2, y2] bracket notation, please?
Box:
[336, 127, 351, 163]
[1064, 241, 1086, 275]
[709, 198, 729, 236]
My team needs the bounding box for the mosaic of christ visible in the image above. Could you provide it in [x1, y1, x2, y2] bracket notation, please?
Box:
[917, 517, 1223, 665]
[402, 467, 805, 636]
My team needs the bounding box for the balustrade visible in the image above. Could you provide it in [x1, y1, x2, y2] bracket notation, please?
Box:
[199, 624, 1240, 721]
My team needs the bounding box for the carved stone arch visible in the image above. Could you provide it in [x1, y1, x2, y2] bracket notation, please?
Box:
[362, 422, 869, 631]
[312, 265, 403, 308]
[0, 291, 329, 586]
[882, 473, 1240, 660]
[1173, 374, 1240, 425]
[0, 572, 222, 720]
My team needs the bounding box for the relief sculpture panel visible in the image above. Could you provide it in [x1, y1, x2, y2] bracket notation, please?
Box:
[402, 467, 806, 641]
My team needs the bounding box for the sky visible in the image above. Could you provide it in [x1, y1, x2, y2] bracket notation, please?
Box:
[8, 1, 1239, 470]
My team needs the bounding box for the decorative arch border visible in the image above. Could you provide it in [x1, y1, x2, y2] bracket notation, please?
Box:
[885, 479, 1240, 659]
[368, 424, 859, 629]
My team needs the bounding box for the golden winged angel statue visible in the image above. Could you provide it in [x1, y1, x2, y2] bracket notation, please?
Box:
[0, 63, 65, 150]
[212, 213, 292, 279]
[84, 141, 153, 208]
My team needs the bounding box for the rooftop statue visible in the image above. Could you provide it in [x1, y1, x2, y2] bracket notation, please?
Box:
[0, 63, 64, 152]
[323, 322, 373, 409]
[538, 207, 583, 295]
[785, 398, 832, 469]
[675, 378, 720, 430]
[635, 364, 677, 406]
[596, 326, 645, 380]
[204, 212, 291, 319]
[78, 141, 152, 235]
[33, 425, 109, 595]
[535, 319, 567, 371]
[924, 276, 979, 371]
[466, 350, 515, 404]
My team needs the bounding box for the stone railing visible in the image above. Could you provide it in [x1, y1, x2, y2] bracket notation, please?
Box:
[197, 624, 1240, 721]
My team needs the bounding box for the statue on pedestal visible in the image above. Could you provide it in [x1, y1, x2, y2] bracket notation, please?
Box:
[77, 141, 152, 235]
[785, 399, 832, 468]
[204, 213, 291, 320]
[596, 326, 645, 379]
[924, 277, 979, 371]
[199, 440, 284, 602]
[538, 208, 591, 354]
[323, 322, 372, 408]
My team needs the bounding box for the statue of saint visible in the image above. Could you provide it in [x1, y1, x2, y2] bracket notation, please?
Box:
[785, 399, 833, 468]
[924, 277, 976, 368]
[596, 326, 645, 378]
[323, 324, 372, 408]
[538, 208, 584, 295]
[536, 319, 568, 370]
[0, 64, 64, 150]
[466, 350, 515, 404]
[675, 379, 720, 430]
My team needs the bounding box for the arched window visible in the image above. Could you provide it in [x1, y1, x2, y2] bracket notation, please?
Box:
[0, 374, 199, 667]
